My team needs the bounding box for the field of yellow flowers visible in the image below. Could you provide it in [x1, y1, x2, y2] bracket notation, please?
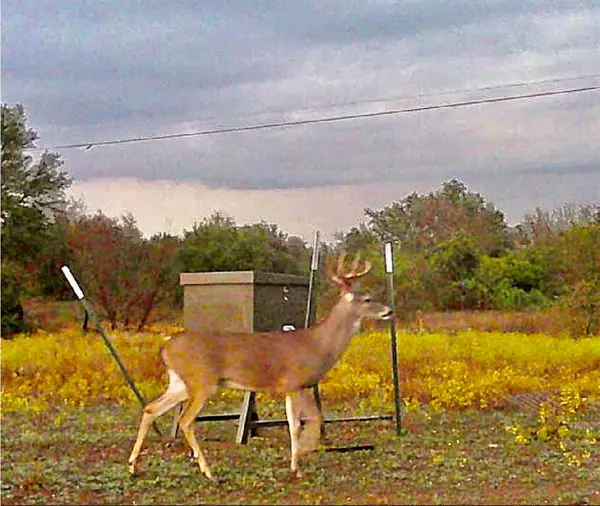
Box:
[2, 325, 599, 414]
[2, 325, 600, 505]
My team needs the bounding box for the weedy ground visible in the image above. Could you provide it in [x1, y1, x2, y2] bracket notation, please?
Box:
[2, 320, 600, 504]
[1, 402, 599, 505]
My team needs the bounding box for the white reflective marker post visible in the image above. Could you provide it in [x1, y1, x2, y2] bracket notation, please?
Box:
[384, 242, 403, 436]
[304, 230, 320, 328]
[305, 231, 324, 424]
[60, 266, 161, 437]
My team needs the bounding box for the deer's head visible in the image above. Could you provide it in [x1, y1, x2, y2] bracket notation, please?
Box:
[329, 252, 393, 321]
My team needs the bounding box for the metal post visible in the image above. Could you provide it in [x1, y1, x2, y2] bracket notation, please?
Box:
[61, 266, 162, 438]
[305, 232, 324, 423]
[304, 231, 321, 330]
[384, 243, 403, 436]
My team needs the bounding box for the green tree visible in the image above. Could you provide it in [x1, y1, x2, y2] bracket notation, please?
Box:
[1, 104, 71, 336]
[179, 212, 240, 273]
[471, 253, 551, 310]
[179, 212, 306, 274]
[334, 179, 513, 312]
[549, 224, 600, 336]
[67, 212, 180, 330]
[334, 222, 378, 255]
[428, 231, 481, 309]
[365, 179, 511, 256]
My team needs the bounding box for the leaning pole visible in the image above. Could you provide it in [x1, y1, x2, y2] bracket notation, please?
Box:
[61, 265, 161, 437]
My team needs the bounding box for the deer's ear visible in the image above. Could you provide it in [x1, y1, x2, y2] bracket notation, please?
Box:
[344, 292, 355, 302]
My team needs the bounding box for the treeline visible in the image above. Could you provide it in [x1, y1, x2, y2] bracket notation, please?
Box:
[335, 180, 599, 336]
[2, 105, 314, 335]
[2, 104, 599, 337]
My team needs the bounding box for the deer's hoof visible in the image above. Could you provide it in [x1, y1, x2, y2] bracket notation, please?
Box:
[203, 469, 217, 482]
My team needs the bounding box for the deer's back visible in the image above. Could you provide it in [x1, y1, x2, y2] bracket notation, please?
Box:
[161, 329, 326, 393]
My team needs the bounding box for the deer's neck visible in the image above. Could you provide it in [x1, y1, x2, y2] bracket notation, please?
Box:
[309, 302, 359, 369]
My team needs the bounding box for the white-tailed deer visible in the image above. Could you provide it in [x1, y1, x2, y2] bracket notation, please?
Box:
[128, 253, 393, 479]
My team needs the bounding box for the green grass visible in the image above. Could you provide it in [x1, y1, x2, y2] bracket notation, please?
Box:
[4, 304, 600, 504]
[2, 402, 599, 505]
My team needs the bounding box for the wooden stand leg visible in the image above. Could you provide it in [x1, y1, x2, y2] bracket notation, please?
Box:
[236, 391, 259, 444]
[170, 402, 183, 438]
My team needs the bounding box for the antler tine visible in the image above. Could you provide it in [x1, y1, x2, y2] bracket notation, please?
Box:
[354, 260, 372, 278]
[343, 253, 372, 280]
[336, 251, 347, 278]
[349, 253, 361, 277]
[330, 251, 371, 288]
[328, 251, 349, 289]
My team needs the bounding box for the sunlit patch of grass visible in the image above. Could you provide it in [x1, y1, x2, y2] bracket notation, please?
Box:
[2, 328, 599, 413]
[410, 309, 569, 336]
[321, 330, 600, 410]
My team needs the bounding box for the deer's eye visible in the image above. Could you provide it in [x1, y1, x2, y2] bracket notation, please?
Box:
[363, 295, 372, 302]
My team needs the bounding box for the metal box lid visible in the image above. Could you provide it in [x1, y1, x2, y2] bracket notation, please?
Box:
[180, 271, 308, 286]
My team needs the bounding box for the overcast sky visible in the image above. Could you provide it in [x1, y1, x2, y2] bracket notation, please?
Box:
[3, 1, 599, 241]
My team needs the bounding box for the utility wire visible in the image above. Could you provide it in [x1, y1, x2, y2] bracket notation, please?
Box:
[34, 85, 600, 151]
[124, 73, 600, 127]
[249, 73, 600, 118]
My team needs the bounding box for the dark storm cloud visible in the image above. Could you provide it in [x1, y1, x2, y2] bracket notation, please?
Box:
[2, 0, 599, 191]
[2, 0, 297, 127]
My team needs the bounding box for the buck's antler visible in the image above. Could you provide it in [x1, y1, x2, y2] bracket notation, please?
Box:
[330, 252, 372, 290]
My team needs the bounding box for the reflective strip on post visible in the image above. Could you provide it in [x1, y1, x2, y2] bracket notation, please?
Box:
[384, 242, 394, 273]
[61, 266, 85, 299]
[311, 231, 320, 271]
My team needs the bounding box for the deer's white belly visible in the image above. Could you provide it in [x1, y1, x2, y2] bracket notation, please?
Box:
[221, 380, 256, 391]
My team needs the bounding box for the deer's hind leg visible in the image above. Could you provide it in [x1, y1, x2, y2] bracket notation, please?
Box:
[296, 389, 322, 455]
[128, 369, 188, 474]
[178, 386, 216, 480]
[285, 389, 323, 477]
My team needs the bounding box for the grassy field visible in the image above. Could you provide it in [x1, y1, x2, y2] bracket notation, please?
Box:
[1, 401, 599, 505]
[2, 318, 600, 504]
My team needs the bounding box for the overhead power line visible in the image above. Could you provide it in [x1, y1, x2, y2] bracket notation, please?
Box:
[34, 85, 600, 151]
[247, 73, 600, 118]
[130, 73, 600, 126]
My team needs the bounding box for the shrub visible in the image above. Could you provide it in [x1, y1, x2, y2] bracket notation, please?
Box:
[563, 280, 600, 337]
[1, 261, 28, 337]
[67, 214, 179, 331]
[472, 255, 551, 310]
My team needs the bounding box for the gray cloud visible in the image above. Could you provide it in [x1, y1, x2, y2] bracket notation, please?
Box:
[2, 0, 599, 200]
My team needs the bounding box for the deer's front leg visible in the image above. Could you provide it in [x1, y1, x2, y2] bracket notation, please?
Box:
[285, 393, 302, 477]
